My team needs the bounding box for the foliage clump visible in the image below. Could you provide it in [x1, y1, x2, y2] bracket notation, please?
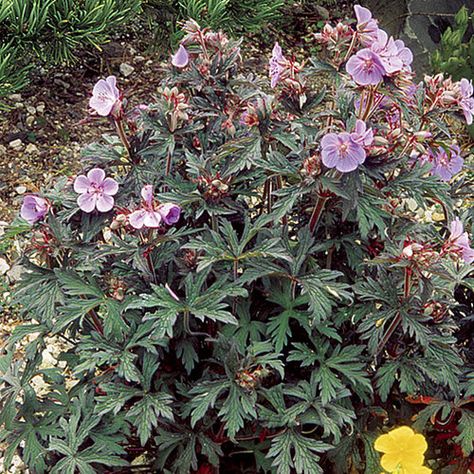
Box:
[0, 0, 141, 99]
[1, 6, 474, 473]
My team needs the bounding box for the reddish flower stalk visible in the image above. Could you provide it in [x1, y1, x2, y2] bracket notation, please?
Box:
[309, 194, 328, 234]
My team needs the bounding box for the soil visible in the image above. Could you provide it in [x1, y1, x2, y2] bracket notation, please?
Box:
[0, 41, 167, 222]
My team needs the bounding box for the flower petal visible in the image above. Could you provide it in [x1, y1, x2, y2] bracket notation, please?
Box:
[129, 210, 146, 229]
[78, 193, 97, 213]
[89, 96, 114, 116]
[141, 185, 154, 205]
[87, 168, 106, 185]
[96, 193, 114, 212]
[143, 210, 162, 228]
[105, 75, 119, 98]
[380, 452, 402, 472]
[74, 175, 91, 193]
[102, 177, 119, 195]
[171, 45, 189, 68]
[374, 433, 396, 454]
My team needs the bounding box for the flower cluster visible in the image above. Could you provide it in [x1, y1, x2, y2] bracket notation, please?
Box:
[345, 5, 413, 85]
[374, 426, 432, 474]
[128, 185, 180, 229]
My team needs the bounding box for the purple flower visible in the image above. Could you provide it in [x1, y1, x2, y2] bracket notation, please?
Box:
[321, 132, 366, 172]
[449, 218, 474, 264]
[89, 76, 121, 117]
[346, 48, 385, 86]
[129, 185, 181, 229]
[459, 78, 474, 125]
[394, 39, 413, 69]
[20, 195, 49, 224]
[158, 203, 181, 225]
[371, 30, 404, 74]
[171, 45, 189, 68]
[74, 168, 118, 213]
[350, 119, 374, 146]
[430, 145, 463, 181]
[269, 42, 286, 88]
[354, 5, 379, 46]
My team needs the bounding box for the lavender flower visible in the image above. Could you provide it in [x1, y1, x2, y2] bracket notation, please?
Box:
[129, 185, 181, 229]
[346, 49, 385, 86]
[459, 78, 474, 125]
[89, 76, 121, 117]
[74, 168, 119, 213]
[269, 42, 286, 88]
[321, 132, 366, 172]
[350, 119, 374, 146]
[20, 195, 49, 224]
[430, 145, 463, 181]
[354, 5, 379, 46]
[171, 45, 190, 68]
[158, 203, 181, 225]
[371, 30, 404, 74]
[448, 218, 474, 264]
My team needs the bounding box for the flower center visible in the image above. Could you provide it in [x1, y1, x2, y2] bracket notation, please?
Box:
[90, 183, 104, 194]
[338, 142, 348, 156]
[364, 58, 374, 71]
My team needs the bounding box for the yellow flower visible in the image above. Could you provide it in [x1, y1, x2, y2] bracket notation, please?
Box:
[374, 426, 431, 473]
[379, 468, 432, 474]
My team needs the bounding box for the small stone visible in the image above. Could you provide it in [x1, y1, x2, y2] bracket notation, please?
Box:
[0, 144, 6, 156]
[36, 103, 45, 113]
[0, 221, 8, 237]
[26, 105, 36, 115]
[6, 264, 24, 282]
[9, 93, 22, 102]
[15, 185, 27, 194]
[315, 5, 330, 19]
[54, 78, 70, 89]
[0, 258, 10, 276]
[25, 143, 39, 154]
[120, 62, 135, 77]
[26, 115, 35, 127]
[9, 138, 22, 149]
[134, 55, 146, 63]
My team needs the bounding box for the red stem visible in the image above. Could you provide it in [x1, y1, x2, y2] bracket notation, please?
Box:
[309, 195, 328, 234]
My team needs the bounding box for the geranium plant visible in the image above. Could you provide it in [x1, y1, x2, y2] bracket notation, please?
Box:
[1, 6, 474, 473]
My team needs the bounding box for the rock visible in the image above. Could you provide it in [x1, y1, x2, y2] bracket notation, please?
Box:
[120, 62, 135, 77]
[134, 55, 146, 63]
[54, 78, 70, 89]
[15, 185, 27, 194]
[0, 258, 10, 276]
[26, 105, 36, 115]
[25, 143, 39, 154]
[26, 115, 35, 127]
[0, 221, 8, 237]
[0, 144, 6, 156]
[8, 93, 22, 102]
[9, 138, 22, 149]
[6, 264, 24, 282]
[315, 5, 330, 19]
[36, 103, 45, 114]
